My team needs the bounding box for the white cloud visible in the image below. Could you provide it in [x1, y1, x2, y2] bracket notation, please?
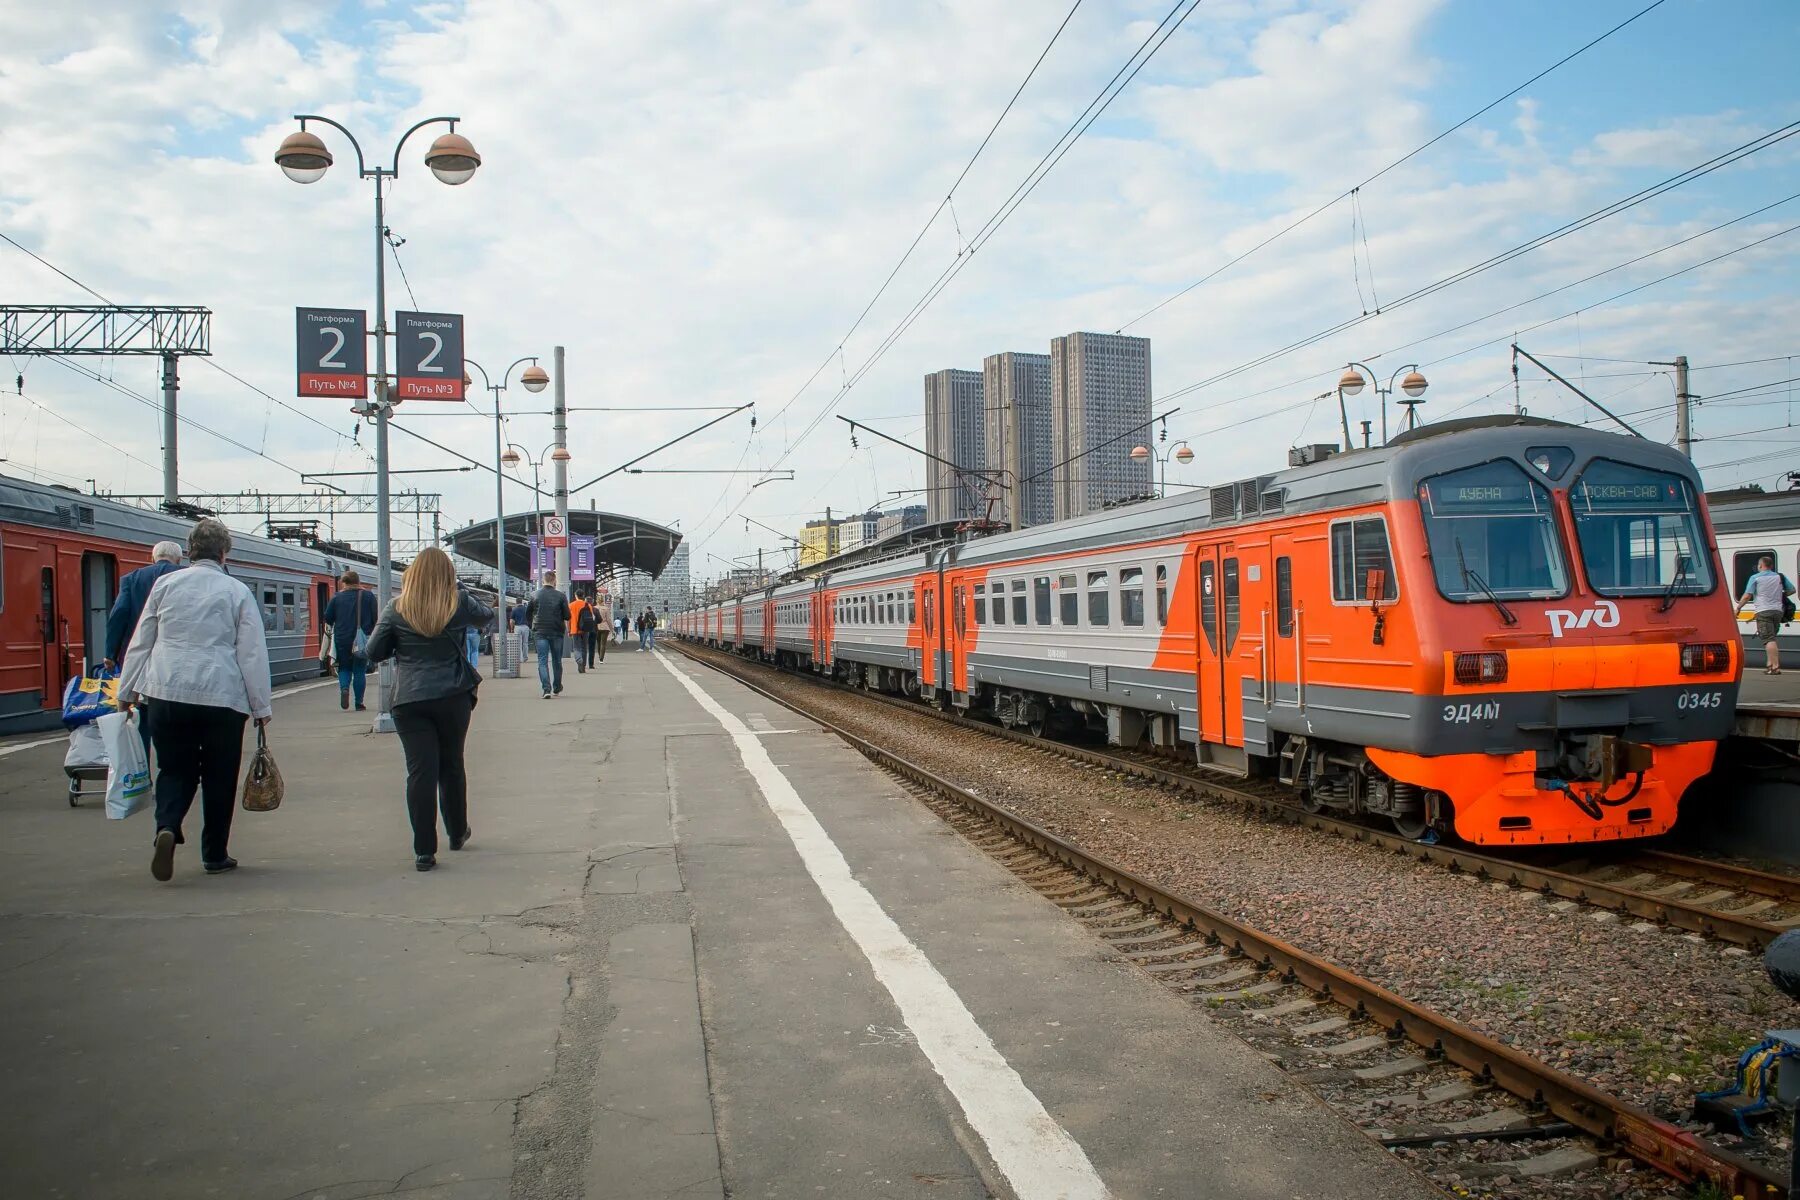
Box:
[2, 0, 1795, 580]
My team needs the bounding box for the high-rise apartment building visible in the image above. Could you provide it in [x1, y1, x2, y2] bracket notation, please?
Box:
[838, 511, 881, 555]
[1049, 332, 1152, 520]
[875, 504, 926, 541]
[983, 351, 1055, 529]
[923, 368, 987, 523]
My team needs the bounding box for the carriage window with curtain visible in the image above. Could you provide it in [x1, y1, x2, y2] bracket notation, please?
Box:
[1087, 570, 1109, 626]
[1059, 573, 1078, 625]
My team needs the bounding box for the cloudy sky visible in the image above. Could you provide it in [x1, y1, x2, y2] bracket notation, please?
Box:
[3, 0, 1796, 584]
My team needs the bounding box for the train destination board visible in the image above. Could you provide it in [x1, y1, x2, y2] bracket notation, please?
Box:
[294, 306, 368, 399]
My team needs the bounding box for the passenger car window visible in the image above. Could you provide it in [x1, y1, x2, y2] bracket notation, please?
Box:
[1275, 557, 1293, 637]
[1330, 517, 1398, 603]
[1155, 564, 1169, 626]
[1198, 561, 1217, 651]
[1223, 558, 1240, 653]
[1010, 579, 1026, 625]
[1119, 567, 1144, 627]
[973, 583, 986, 625]
[1059, 573, 1078, 625]
[992, 582, 1006, 625]
[1034, 577, 1051, 625]
[1087, 570, 1109, 626]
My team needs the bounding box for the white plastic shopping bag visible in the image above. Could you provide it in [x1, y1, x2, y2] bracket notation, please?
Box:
[96, 709, 152, 820]
[64, 722, 107, 770]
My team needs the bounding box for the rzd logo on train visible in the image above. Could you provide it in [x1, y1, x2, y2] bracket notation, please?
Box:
[1545, 599, 1620, 638]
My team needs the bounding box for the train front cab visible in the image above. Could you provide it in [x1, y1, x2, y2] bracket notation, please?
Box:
[1277, 427, 1738, 847]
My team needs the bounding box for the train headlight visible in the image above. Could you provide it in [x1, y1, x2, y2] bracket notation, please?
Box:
[1679, 642, 1730, 674]
[1453, 651, 1508, 685]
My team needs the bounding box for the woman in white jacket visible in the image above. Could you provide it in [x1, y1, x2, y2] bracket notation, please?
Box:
[118, 518, 273, 883]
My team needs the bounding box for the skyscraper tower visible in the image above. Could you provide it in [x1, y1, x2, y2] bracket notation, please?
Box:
[983, 351, 1054, 529]
[1049, 332, 1152, 520]
[923, 368, 987, 523]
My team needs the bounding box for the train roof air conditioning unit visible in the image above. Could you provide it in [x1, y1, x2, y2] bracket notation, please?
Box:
[1288, 443, 1338, 467]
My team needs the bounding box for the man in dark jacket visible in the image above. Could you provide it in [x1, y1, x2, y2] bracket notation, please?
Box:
[526, 572, 572, 698]
[103, 540, 183, 669]
[322, 570, 379, 711]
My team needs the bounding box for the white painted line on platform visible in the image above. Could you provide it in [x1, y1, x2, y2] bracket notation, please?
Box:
[0, 734, 67, 758]
[658, 654, 1111, 1200]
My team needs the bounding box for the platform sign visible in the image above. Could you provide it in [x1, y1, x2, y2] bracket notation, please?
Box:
[542, 515, 569, 548]
[394, 310, 465, 400]
[571, 535, 596, 580]
[295, 307, 368, 399]
[526, 536, 556, 582]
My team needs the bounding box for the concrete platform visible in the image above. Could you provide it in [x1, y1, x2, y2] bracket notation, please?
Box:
[0, 643, 1437, 1199]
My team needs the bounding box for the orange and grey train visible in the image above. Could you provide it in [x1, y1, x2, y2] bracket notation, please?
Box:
[678, 415, 1741, 846]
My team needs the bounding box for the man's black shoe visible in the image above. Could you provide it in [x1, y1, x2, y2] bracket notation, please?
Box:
[415, 855, 436, 872]
[451, 827, 472, 851]
[203, 857, 238, 875]
[151, 829, 176, 882]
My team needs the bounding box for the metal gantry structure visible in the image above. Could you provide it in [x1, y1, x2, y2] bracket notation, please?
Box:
[0, 304, 212, 507]
[105, 490, 446, 557]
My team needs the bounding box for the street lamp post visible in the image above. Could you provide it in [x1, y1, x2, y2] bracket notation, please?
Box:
[1338, 362, 1429, 445]
[1129, 440, 1195, 498]
[502, 441, 573, 576]
[466, 357, 549, 678]
[275, 115, 480, 731]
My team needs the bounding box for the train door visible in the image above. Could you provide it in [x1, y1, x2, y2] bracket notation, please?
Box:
[314, 582, 331, 656]
[80, 551, 117, 671]
[918, 576, 938, 689]
[1192, 541, 1253, 769]
[814, 582, 830, 668]
[947, 577, 970, 700]
[37, 559, 62, 707]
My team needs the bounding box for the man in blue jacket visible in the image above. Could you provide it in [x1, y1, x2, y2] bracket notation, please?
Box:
[104, 541, 183, 669]
[322, 570, 379, 711]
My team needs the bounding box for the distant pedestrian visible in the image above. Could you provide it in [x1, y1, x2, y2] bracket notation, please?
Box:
[527, 571, 572, 698]
[103, 539, 183, 759]
[366, 548, 493, 872]
[1740, 555, 1796, 675]
[568, 592, 592, 674]
[322, 570, 378, 711]
[616, 613, 628, 646]
[643, 607, 658, 650]
[575, 592, 602, 669]
[591, 595, 610, 664]
[117, 518, 272, 883]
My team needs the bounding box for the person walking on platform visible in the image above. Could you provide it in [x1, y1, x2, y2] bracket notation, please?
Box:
[1740, 555, 1796, 675]
[366, 549, 493, 872]
[591, 594, 610, 665]
[117, 519, 272, 883]
[322, 570, 378, 711]
[616, 612, 628, 647]
[644, 607, 658, 651]
[103, 539, 184, 760]
[568, 591, 592, 674]
[527, 571, 572, 698]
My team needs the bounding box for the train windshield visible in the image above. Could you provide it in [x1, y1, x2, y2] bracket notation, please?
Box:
[1419, 460, 1569, 601]
[1569, 459, 1714, 597]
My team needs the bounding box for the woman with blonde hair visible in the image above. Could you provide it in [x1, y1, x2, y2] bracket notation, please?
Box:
[366, 547, 494, 871]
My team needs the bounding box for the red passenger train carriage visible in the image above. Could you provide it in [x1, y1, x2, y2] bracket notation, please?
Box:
[1, 474, 372, 734]
[681, 416, 1740, 847]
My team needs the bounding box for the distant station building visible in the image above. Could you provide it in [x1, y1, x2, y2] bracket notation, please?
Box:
[1049, 332, 1152, 520]
[798, 516, 841, 567]
[875, 504, 926, 541]
[923, 367, 987, 523]
[983, 350, 1055, 529]
[838, 510, 882, 555]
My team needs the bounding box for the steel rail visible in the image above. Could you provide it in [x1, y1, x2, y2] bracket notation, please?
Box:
[671, 641, 1785, 1196]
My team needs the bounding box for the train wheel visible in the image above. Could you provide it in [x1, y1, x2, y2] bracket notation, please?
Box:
[1390, 811, 1429, 840]
[1026, 713, 1047, 739]
[1298, 790, 1324, 814]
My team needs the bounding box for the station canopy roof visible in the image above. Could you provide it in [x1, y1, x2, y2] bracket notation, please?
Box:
[447, 509, 682, 581]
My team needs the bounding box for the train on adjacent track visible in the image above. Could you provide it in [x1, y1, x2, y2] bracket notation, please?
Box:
[0, 473, 366, 734]
[1707, 485, 1800, 654]
[676, 415, 1744, 847]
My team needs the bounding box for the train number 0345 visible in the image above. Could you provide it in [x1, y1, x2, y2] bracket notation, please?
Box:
[1676, 691, 1724, 710]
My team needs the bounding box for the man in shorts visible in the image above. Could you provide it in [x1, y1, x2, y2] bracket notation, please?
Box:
[1739, 555, 1795, 674]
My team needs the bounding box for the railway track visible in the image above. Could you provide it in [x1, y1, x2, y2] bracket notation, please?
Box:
[670, 640, 1787, 1197]
[677, 642, 1796, 951]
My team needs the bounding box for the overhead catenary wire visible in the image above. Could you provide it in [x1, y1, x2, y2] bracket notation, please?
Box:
[1113, 0, 1673, 334]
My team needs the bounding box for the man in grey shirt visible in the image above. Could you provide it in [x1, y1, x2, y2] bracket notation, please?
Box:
[1739, 555, 1796, 674]
[526, 572, 573, 698]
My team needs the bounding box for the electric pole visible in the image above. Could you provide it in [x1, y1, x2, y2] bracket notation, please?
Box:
[1651, 355, 1692, 457]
